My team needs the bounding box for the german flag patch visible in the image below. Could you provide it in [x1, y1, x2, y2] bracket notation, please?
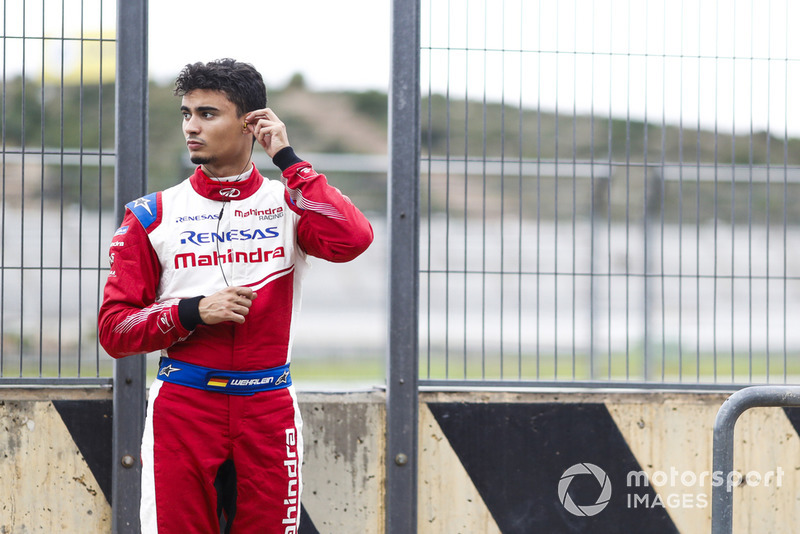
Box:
[207, 377, 229, 388]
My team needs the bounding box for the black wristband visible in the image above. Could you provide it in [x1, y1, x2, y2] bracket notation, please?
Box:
[272, 146, 303, 171]
[178, 295, 205, 331]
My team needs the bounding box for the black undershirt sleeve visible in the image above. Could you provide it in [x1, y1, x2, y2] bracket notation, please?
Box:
[272, 146, 303, 171]
[178, 295, 205, 331]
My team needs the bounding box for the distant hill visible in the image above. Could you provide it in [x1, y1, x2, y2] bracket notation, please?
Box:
[2, 74, 798, 222]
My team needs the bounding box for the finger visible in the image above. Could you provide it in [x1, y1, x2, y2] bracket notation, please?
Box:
[261, 107, 277, 121]
[244, 110, 264, 123]
[252, 121, 267, 136]
[256, 130, 272, 148]
[245, 108, 269, 120]
[234, 287, 256, 299]
[244, 109, 276, 125]
[256, 125, 272, 139]
[233, 304, 251, 316]
[228, 312, 246, 325]
[221, 305, 249, 323]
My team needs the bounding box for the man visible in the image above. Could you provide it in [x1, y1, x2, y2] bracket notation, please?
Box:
[98, 59, 373, 533]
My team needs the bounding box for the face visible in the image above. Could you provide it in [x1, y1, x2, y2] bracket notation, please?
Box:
[181, 89, 250, 172]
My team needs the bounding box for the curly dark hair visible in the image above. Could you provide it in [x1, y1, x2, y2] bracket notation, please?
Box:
[174, 58, 267, 116]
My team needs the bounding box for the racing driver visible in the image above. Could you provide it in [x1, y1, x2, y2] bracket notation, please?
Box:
[98, 58, 373, 533]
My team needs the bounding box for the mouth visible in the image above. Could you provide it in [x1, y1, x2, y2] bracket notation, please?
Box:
[186, 139, 204, 150]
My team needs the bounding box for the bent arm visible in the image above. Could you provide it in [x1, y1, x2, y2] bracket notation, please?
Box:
[97, 211, 193, 358]
[275, 148, 374, 262]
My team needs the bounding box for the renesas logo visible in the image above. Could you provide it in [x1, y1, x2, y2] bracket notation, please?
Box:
[235, 206, 284, 221]
[175, 213, 219, 224]
[179, 227, 279, 246]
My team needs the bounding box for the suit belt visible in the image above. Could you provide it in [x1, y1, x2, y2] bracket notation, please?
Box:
[156, 356, 291, 396]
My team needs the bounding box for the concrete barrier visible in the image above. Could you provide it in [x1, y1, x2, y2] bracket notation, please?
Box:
[0, 387, 113, 532]
[2, 388, 799, 533]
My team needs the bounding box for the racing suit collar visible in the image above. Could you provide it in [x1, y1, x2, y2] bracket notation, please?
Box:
[190, 163, 265, 201]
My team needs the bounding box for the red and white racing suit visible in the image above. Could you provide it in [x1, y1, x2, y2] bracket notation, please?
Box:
[98, 147, 373, 533]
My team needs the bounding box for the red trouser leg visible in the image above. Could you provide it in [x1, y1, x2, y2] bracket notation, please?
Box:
[229, 386, 304, 533]
[140, 380, 303, 534]
[141, 380, 232, 533]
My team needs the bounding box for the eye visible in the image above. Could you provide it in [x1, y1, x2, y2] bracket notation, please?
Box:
[182, 112, 190, 120]
[202, 112, 214, 119]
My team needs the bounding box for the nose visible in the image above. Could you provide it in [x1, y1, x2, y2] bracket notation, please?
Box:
[184, 114, 200, 135]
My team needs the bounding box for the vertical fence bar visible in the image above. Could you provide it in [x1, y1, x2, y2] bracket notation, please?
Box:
[112, 0, 148, 531]
[423, 0, 432, 382]
[642, 0, 650, 382]
[461, 2, 468, 382]
[783, 0, 790, 383]
[692, 152, 701, 375]
[535, 0, 542, 381]
[38, 0, 45, 378]
[57, 0, 65, 377]
[517, 1, 525, 380]
[96, 0, 109, 378]
[387, 0, 420, 531]
[765, 1, 772, 382]
[1, 0, 6, 377]
[19, 0, 27, 378]
[712, 0, 720, 383]
[729, 2, 737, 383]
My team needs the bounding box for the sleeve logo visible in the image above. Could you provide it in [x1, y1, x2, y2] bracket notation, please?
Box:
[157, 310, 176, 334]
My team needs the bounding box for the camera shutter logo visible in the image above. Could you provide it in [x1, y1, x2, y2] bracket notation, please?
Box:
[558, 463, 612, 517]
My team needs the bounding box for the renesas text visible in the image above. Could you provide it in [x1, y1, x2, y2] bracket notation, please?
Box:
[180, 227, 279, 246]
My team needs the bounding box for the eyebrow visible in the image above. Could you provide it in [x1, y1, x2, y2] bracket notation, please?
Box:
[180, 105, 221, 113]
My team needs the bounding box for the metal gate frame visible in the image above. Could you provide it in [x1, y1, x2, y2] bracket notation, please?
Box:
[711, 386, 800, 534]
[386, 0, 422, 531]
[111, 0, 148, 531]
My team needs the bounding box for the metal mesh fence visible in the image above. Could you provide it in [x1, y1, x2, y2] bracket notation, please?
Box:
[419, 0, 800, 386]
[0, 0, 115, 380]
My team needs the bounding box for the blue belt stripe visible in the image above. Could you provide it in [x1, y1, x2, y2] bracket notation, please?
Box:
[156, 357, 291, 395]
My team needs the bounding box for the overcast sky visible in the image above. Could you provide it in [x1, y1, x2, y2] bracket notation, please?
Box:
[3, 0, 799, 135]
[149, 0, 391, 91]
[156, 0, 799, 136]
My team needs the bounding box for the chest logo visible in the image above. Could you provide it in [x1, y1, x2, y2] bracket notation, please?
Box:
[219, 188, 241, 198]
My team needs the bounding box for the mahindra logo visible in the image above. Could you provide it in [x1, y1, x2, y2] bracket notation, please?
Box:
[219, 188, 241, 198]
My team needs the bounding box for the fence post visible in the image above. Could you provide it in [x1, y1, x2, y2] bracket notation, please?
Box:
[112, 0, 148, 531]
[711, 385, 800, 534]
[386, 0, 421, 532]
[643, 169, 663, 381]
